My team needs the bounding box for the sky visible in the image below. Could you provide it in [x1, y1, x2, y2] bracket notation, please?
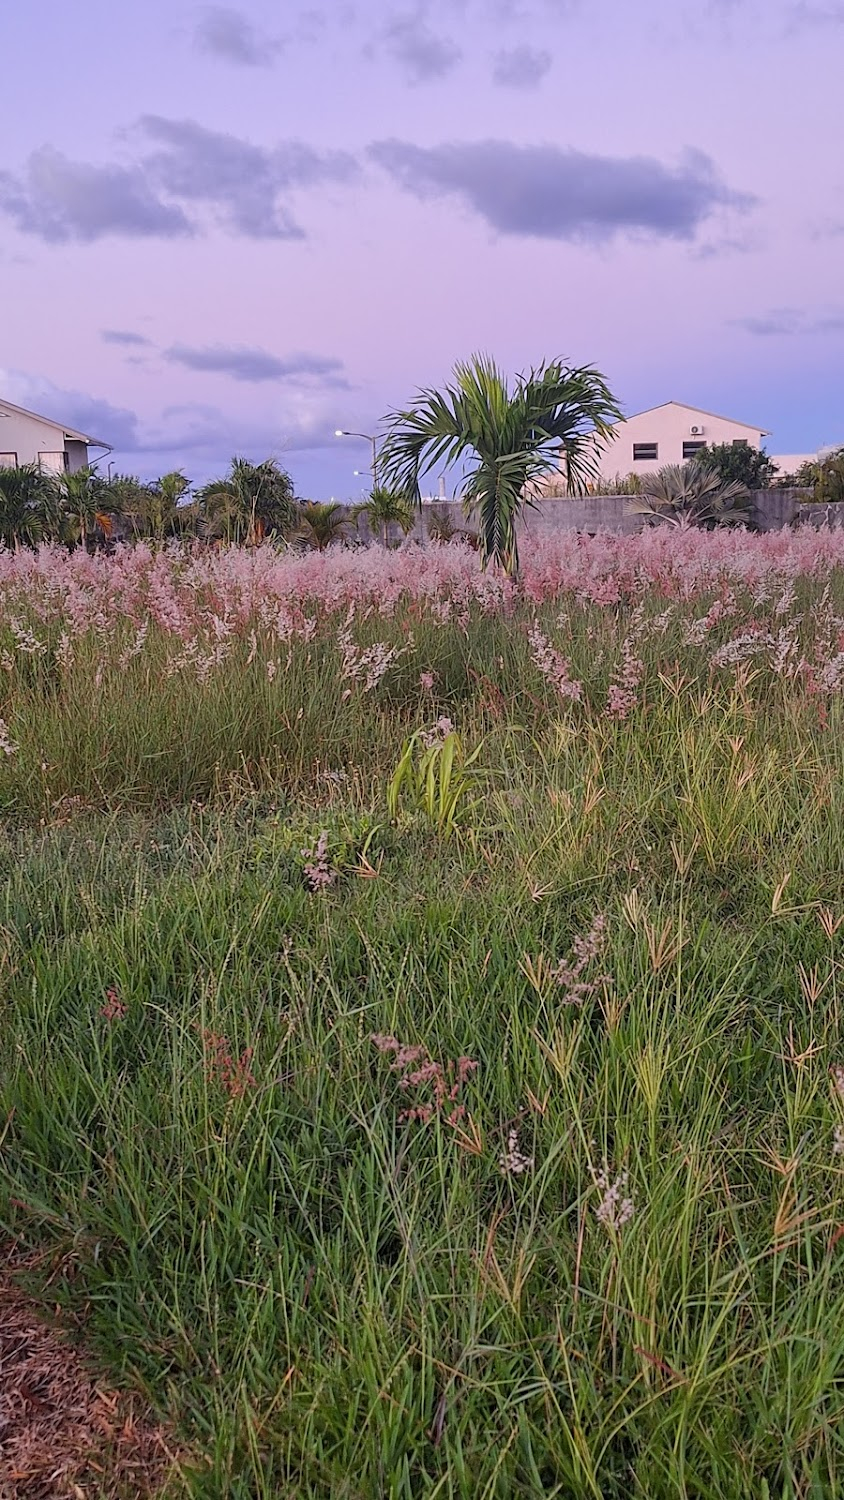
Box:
[2, 0, 843, 498]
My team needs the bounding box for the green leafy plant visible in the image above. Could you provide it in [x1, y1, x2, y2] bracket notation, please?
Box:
[297, 500, 351, 551]
[0, 463, 56, 548]
[628, 458, 752, 528]
[352, 486, 415, 547]
[696, 441, 777, 490]
[378, 352, 621, 576]
[387, 727, 485, 837]
[814, 448, 844, 505]
[197, 456, 300, 545]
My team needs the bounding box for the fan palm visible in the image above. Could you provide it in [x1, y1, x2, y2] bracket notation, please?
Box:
[378, 353, 620, 575]
[198, 457, 299, 546]
[628, 460, 752, 528]
[0, 464, 56, 548]
[297, 501, 350, 551]
[352, 487, 415, 548]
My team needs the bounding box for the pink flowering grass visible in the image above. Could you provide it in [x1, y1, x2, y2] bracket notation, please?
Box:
[0, 529, 843, 818]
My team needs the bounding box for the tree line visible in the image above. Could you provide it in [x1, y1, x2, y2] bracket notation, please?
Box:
[3, 355, 841, 575]
[0, 456, 376, 552]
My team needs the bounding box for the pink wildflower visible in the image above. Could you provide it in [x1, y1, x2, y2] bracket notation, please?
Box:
[302, 831, 335, 891]
[203, 1029, 256, 1098]
[553, 914, 610, 1004]
[527, 621, 582, 703]
[100, 987, 127, 1022]
[371, 1035, 477, 1126]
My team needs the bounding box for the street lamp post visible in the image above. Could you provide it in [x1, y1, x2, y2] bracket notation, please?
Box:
[335, 430, 378, 489]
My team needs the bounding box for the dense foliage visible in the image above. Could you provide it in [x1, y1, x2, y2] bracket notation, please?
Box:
[697, 439, 778, 490]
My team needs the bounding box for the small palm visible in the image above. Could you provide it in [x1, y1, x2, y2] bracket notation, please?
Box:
[298, 501, 349, 551]
[378, 353, 620, 575]
[0, 464, 55, 548]
[198, 458, 299, 545]
[352, 487, 415, 547]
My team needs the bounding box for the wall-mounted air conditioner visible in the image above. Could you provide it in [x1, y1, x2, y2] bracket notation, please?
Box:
[689, 425, 704, 436]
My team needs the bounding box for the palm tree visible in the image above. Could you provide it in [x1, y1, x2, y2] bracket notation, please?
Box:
[297, 501, 350, 551]
[628, 459, 752, 529]
[145, 470, 192, 541]
[197, 457, 299, 546]
[352, 486, 415, 547]
[378, 353, 620, 575]
[0, 464, 56, 548]
[56, 467, 116, 547]
[98, 473, 154, 539]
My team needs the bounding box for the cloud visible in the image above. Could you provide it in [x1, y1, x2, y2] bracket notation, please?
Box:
[369, 138, 754, 242]
[143, 402, 341, 460]
[382, 13, 462, 81]
[788, 2, 844, 25]
[0, 368, 140, 450]
[733, 306, 844, 335]
[0, 120, 358, 244]
[164, 344, 349, 385]
[138, 116, 357, 239]
[194, 5, 283, 65]
[101, 329, 152, 347]
[0, 147, 192, 244]
[492, 45, 552, 88]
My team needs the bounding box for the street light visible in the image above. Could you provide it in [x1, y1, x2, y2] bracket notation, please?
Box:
[335, 429, 379, 488]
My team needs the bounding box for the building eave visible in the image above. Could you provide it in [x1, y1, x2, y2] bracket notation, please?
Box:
[0, 396, 111, 451]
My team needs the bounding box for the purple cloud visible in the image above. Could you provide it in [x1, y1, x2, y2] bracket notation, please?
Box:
[164, 344, 350, 385]
[492, 45, 552, 89]
[138, 116, 357, 239]
[194, 6, 284, 66]
[0, 147, 192, 243]
[369, 139, 755, 242]
[101, 329, 152, 347]
[733, 306, 844, 335]
[381, 13, 462, 81]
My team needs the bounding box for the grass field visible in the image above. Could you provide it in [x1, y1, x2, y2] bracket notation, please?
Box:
[3, 530, 844, 1496]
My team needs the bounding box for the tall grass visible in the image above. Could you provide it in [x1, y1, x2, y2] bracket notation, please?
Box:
[2, 536, 844, 1494]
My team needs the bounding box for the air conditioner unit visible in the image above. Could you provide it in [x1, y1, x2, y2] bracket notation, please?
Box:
[689, 425, 704, 436]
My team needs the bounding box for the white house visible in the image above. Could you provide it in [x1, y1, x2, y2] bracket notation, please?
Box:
[0, 397, 112, 474]
[586, 401, 769, 483]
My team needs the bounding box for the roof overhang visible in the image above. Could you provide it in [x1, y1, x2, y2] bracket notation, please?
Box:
[0, 397, 112, 452]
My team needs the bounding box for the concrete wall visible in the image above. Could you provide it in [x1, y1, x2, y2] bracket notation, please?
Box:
[408, 490, 819, 539]
[337, 489, 841, 547]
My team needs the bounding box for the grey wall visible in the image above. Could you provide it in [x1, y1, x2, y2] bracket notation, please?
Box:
[345, 489, 844, 546]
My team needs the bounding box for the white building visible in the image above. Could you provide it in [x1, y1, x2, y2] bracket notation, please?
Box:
[589, 400, 769, 483]
[0, 397, 111, 474]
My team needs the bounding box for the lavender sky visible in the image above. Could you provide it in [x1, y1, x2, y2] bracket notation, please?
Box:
[2, 0, 842, 497]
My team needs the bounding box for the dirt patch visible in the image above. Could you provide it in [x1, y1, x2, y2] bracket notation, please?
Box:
[0, 1257, 184, 1499]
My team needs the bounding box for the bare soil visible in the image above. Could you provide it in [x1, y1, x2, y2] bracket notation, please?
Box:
[0, 1252, 185, 1499]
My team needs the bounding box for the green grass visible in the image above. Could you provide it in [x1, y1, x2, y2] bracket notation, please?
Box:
[3, 586, 844, 1495]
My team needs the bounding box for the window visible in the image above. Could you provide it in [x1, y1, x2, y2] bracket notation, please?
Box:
[732, 438, 749, 448]
[37, 450, 68, 474]
[633, 443, 658, 461]
[0, 452, 17, 467]
[683, 441, 706, 459]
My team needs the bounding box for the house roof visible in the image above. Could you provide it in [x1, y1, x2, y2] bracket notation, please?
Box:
[613, 400, 770, 437]
[0, 397, 112, 451]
